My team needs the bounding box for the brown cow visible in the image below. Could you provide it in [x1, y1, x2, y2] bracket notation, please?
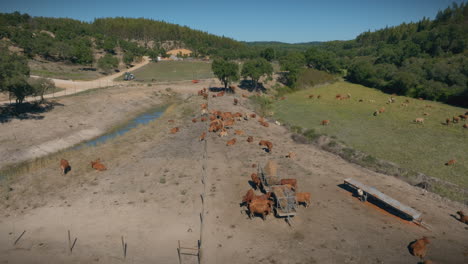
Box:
[209, 115, 216, 121]
[296, 192, 311, 207]
[414, 118, 424, 124]
[219, 129, 228, 137]
[242, 189, 272, 205]
[445, 159, 456, 166]
[242, 94, 248, 98]
[216, 91, 225, 97]
[286, 152, 296, 159]
[280, 97, 286, 100]
[409, 237, 430, 260]
[91, 159, 107, 171]
[309, 95, 314, 99]
[170, 127, 179, 134]
[235, 130, 244, 135]
[453, 116, 460, 123]
[201, 103, 207, 109]
[226, 138, 237, 146]
[247, 199, 272, 220]
[463, 124, 468, 129]
[259, 140, 273, 152]
[60, 159, 71, 175]
[259, 121, 269, 127]
[199, 132, 206, 141]
[446, 118, 451, 126]
[335, 94, 342, 99]
[280, 179, 297, 190]
[200, 117, 207, 122]
[192, 118, 197, 123]
[378, 107, 385, 113]
[223, 118, 235, 128]
[203, 93, 208, 100]
[247, 136, 254, 143]
[459, 115, 467, 121]
[229, 85, 237, 93]
[250, 113, 256, 118]
[251, 173, 261, 189]
[321, 120, 330, 126]
[233, 98, 238, 105]
[317, 95, 321, 99]
[456, 211, 468, 224]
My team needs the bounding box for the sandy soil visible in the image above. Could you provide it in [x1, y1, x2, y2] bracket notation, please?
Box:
[0, 82, 467, 264]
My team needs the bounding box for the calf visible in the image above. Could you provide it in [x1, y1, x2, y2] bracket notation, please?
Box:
[321, 120, 330, 125]
[414, 118, 424, 124]
[280, 179, 297, 190]
[259, 121, 269, 127]
[456, 211, 468, 224]
[60, 159, 71, 175]
[409, 237, 430, 260]
[170, 127, 179, 134]
[445, 159, 456, 166]
[192, 118, 197, 123]
[226, 138, 237, 146]
[233, 98, 238, 105]
[250, 113, 256, 118]
[199, 132, 206, 141]
[251, 173, 261, 189]
[259, 140, 273, 152]
[247, 136, 254, 143]
[296, 192, 311, 207]
[234, 130, 244, 135]
[219, 129, 228, 137]
[91, 159, 107, 171]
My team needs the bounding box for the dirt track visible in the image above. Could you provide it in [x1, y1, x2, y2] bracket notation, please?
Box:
[0, 83, 467, 263]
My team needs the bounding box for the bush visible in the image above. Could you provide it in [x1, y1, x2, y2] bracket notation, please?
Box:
[302, 129, 321, 141]
[97, 54, 119, 73]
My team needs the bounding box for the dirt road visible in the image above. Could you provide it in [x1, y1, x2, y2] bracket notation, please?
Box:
[0, 56, 150, 106]
[0, 84, 466, 263]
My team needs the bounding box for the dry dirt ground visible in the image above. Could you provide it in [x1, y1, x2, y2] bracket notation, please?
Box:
[0, 82, 467, 264]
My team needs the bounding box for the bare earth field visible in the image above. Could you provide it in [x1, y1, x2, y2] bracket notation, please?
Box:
[0, 82, 467, 263]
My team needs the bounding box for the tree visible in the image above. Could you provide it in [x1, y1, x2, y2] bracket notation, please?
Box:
[241, 58, 273, 90]
[0, 47, 32, 105]
[211, 59, 239, 89]
[260, 48, 275, 61]
[97, 54, 119, 73]
[30, 77, 55, 102]
[279, 52, 305, 87]
[123, 51, 135, 65]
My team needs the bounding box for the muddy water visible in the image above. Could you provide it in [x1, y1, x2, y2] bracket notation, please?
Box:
[78, 106, 166, 148]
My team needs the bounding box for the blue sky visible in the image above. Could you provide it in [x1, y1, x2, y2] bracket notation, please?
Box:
[0, 0, 465, 43]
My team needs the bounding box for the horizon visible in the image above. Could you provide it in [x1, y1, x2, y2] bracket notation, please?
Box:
[1, 0, 466, 43]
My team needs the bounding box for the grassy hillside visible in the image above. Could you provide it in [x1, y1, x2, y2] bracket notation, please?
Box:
[273, 81, 467, 200]
[118, 61, 214, 82]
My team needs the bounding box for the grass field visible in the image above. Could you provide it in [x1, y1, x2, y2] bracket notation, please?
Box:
[273, 81, 468, 198]
[120, 61, 214, 82]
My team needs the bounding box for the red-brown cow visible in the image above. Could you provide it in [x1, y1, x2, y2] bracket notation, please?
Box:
[280, 179, 297, 190]
[247, 136, 254, 143]
[296, 192, 311, 207]
[247, 199, 273, 220]
[456, 211, 468, 224]
[91, 159, 107, 171]
[60, 159, 71, 175]
[409, 237, 430, 260]
[226, 138, 237, 146]
[258, 140, 273, 152]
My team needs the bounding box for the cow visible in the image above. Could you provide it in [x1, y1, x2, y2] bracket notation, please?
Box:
[309, 95, 314, 99]
[226, 138, 236, 146]
[91, 159, 107, 171]
[242, 189, 272, 205]
[199, 132, 206, 141]
[409, 237, 430, 260]
[463, 124, 468, 129]
[168, 120, 174, 123]
[296, 192, 311, 207]
[242, 94, 248, 98]
[445, 159, 456, 166]
[229, 85, 237, 93]
[280, 179, 297, 190]
[286, 152, 296, 159]
[259, 120, 269, 127]
[453, 116, 460, 123]
[250, 113, 256, 118]
[219, 129, 228, 137]
[280, 97, 286, 100]
[203, 93, 208, 100]
[321, 120, 330, 125]
[259, 140, 273, 152]
[223, 118, 235, 128]
[209, 119, 224, 132]
[201, 103, 208, 109]
[317, 95, 321, 99]
[456, 211, 468, 224]
[192, 118, 197, 123]
[247, 199, 272, 220]
[233, 98, 238, 105]
[423, 112, 429, 116]
[446, 118, 451, 126]
[414, 118, 424, 124]
[378, 107, 385, 113]
[373, 110, 379, 116]
[170, 127, 179, 134]
[335, 94, 342, 99]
[247, 136, 254, 143]
[460, 115, 467, 121]
[251, 173, 261, 189]
[234, 130, 244, 135]
[209, 115, 216, 121]
[60, 159, 71, 175]
[216, 91, 225, 97]
[201, 117, 207, 122]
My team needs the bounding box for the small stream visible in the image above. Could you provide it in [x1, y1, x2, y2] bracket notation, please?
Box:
[76, 106, 166, 148]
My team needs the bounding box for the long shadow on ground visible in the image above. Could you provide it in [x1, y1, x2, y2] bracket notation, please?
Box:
[0, 101, 63, 123]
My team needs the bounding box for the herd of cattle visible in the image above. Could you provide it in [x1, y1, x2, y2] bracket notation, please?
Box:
[59, 158, 106, 175]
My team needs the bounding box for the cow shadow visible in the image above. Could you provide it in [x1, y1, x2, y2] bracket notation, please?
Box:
[261, 147, 271, 153]
[64, 166, 72, 175]
[0, 101, 63, 124]
[238, 80, 266, 93]
[407, 240, 417, 256]
[449, 213, 461, 222]
[248, 180, 259, 190]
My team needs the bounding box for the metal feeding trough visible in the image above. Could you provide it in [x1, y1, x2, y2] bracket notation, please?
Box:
[344, 178, 428, 227]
